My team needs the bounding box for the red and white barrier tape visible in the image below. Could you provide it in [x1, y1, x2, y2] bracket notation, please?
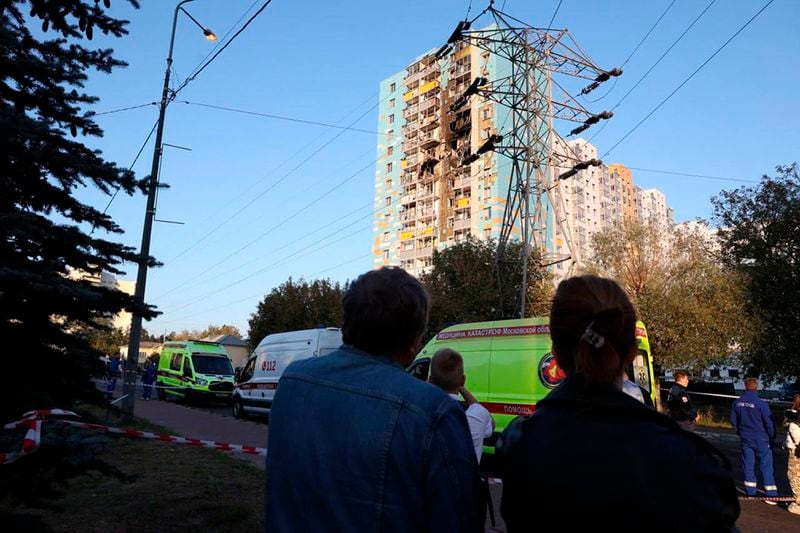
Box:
[1, 409, 265, 466]
[659, 388, 792, 405]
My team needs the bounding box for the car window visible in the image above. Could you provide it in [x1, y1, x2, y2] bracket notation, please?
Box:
[183, 357, 193, 378]
[241, 357, 256, 382]
[408, 358, 430, 381]
[169, 353, 182, 371]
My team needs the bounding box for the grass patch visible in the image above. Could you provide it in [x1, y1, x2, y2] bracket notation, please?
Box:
[696, 405, 733, 429]
[0, 404, 265, 532]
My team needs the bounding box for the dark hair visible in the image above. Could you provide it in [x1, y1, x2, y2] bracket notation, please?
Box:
[430, 348, 464, 392]
[793, 394, 800, 412]
[674, 371, 689, 382]
[550, 276, 637, 384]
[342, 267, 430, 359]
[745, 377, 758, 391]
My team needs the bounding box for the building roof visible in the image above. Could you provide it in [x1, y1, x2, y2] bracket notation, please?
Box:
[203, 334, 248, 347]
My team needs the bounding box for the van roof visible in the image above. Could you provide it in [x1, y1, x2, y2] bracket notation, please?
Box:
[256, 328, 341, 348]
[162, 340, 227, 351]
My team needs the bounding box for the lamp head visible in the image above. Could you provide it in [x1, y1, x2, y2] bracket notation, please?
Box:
[203, 28, 218, 41]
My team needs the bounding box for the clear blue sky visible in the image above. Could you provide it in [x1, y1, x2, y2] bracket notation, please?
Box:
[77, 0, 799, 337]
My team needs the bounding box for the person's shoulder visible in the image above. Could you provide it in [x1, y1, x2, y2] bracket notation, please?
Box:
[466, 402, 491, 420]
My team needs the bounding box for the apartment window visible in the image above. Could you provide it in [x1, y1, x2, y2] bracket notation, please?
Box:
[388, 114, 395, 125]
[386, 162, 393, 173]
[390, 82, 396, 92]
[385, 196, 391, 207]
[484, 206, 492, 219]
[382, 231, 390, 242]
[389, 98, 395, 109]
[385, 178, 392, 189]
[383, 250, 389, 261]
[387, 146, 393, 157]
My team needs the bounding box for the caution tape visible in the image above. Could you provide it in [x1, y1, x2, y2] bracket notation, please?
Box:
[1, 409, 265, 466]
[659, 388, 792, 405]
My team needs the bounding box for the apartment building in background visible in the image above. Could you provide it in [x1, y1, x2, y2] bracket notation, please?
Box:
[67, 269, 136, 331]
[373, 46, 674, 277]
[372, 39, 517, 276]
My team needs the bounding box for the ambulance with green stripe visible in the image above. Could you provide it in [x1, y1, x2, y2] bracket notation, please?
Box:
[157, 340, 236, 402]
[408, 317, 655, 453]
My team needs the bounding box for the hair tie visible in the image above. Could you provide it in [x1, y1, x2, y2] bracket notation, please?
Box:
[581, 322, 605, 349]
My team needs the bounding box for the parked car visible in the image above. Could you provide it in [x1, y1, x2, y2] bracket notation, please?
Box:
[779, 380, 800, 402]
[157, 340, 235, 403]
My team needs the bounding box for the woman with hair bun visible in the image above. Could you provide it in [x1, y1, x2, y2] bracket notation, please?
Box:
[499, 276, 740, 531]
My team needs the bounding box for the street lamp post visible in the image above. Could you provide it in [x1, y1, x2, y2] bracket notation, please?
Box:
[122, 0, 215, 418]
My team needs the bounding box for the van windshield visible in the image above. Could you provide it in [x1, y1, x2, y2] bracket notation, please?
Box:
[191, 354, 233, 376]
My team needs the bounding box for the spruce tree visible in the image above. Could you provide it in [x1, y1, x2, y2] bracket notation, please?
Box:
[0, 0, 157, 422]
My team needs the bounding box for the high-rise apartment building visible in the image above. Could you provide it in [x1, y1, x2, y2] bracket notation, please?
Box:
[373, 48, 675, 277]
[372, 41, 515, 276]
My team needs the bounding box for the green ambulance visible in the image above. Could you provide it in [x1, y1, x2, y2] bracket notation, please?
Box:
[157, 340, 236, 402]
[408, 317, 655, 453]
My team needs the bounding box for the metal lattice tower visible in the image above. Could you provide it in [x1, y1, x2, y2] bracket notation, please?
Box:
[441, 3, 620, 316]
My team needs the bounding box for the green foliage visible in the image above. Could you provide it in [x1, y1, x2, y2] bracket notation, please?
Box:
[87, 327, 128, 355]
[247, 278, 345, 349]
[712, 164, 800, 378]
[588, 219, 755, 372]
[166, 324, 243, 342]
[0, 0, 155, 423]
[420, 237, 553, 338]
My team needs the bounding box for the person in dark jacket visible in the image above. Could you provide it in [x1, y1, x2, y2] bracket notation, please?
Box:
[141, 356, 157, 400]
[667, 371, 698, 430]
[499, 276, 739, 531]
[731, 377, 777, 499]
[266, 267, 481, 532]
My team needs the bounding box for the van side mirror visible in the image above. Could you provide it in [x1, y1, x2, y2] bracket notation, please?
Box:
[234, 368, 241, 382]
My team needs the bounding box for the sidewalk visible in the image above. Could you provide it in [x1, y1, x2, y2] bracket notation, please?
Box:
[133, 399, 268, 469]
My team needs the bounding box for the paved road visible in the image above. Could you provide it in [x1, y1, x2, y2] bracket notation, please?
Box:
[114, 386, 799, 531]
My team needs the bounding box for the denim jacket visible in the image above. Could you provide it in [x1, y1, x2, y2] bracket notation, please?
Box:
[266, 345, 480, 532]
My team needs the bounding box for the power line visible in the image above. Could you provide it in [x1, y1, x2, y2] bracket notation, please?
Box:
[172, 0, 273, 98]
[91, 102, 157, 117]
[162, 221, 374, 315]
[101, 119, 159, 215]
[601, 0, 774, 158]
[177, 100, 385, 135]
[626, 166, 758, 184]
[588, 0, 714, 133]
[546, 0, 564, 29]
[162, 96, 387, 264]
[157, 156, 379, 303]
[156, 91, 380, 254]
[182, 0, 261, 82]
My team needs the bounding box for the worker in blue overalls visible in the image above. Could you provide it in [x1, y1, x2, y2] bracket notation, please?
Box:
[731, 377, 777, 502]
[106, 353, 121, 400]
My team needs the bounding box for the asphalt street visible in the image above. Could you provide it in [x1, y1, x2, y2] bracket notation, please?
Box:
[107, 384, 800, 531]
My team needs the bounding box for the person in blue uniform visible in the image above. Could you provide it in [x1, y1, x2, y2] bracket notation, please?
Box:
[106, 353, 120, 399]
[142, 356, 157, 400]
[731, 377, 777, 501]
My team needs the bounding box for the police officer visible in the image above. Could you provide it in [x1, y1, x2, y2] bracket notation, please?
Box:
[731, 377, 777, 501]
[667, 371, 697, 430]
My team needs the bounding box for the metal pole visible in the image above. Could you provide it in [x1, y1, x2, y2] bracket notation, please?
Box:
[123, 1, 194, 419]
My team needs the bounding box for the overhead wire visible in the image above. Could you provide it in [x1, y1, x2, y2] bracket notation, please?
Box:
[172, 0, 274, 98]
[601, 0, 775, 158]
[100, 118, 159, 216]
[177, 100, 385, 135]
[582, 0, 678, 104]
[91, 102, 157, 117]
[157, 91, 380, 253]
[625, 167, 758, 184]
[546, 0, 564, 29]
[588, 0, 715, 140]
[162, 94, 389, 264]
[156, 155, 380, 302]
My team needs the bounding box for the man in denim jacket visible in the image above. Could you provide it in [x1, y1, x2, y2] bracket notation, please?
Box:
[266, 267, 481, 532]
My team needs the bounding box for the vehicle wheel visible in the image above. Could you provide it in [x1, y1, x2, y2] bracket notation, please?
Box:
[157, 385, 165, 401]
[232, 398, 247, 419]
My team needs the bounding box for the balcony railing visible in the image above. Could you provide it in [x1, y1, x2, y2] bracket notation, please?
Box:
[454, 217, 471, 230]
[419, 97, 440, 112]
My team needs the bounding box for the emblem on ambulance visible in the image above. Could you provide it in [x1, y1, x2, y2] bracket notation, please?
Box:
[539, 353, 565, 389]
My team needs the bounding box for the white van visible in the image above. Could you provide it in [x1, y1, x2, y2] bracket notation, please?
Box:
[231, 327, 342, 418]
